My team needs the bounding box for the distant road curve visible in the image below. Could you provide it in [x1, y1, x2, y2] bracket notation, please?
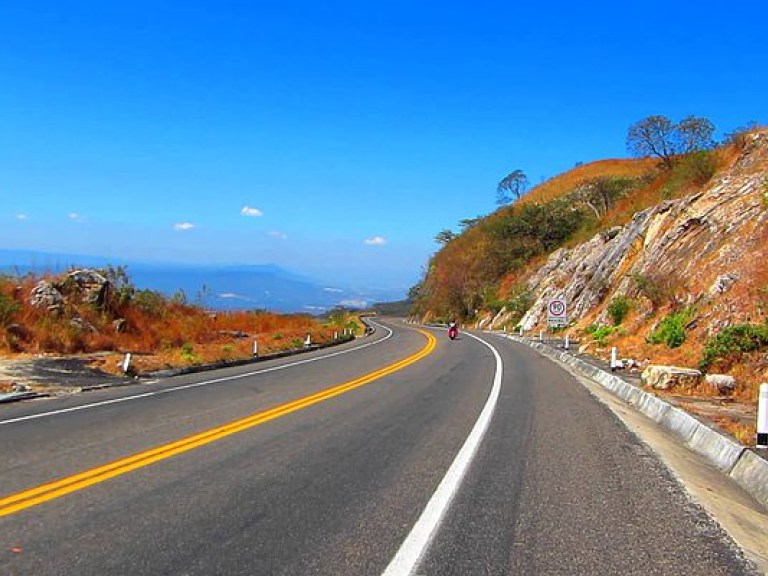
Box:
[0, 320, 755, 575]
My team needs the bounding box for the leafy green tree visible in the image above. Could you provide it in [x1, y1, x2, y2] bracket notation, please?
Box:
[626, 115, 715, 169]
[496, 169, 528, 205]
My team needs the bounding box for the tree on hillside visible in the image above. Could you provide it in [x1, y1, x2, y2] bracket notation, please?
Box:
[572, 176, 637, 219]
[435, 229, 457, 246]
[459, 217, 481, 230]
[496, 169, 528, 205]
[627, 115, 715, 169]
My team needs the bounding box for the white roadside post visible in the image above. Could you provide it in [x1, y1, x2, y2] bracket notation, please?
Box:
[305, 333, 312, 347]
[564, 334, 570, 351]
[334, 331, 338, 340]
[519, 326, 524, 337]
[122, 353, 132, 373]
[253, 340, 258, 357]
[757, 383, 768, 449]
[539, 330, 544, 342]
[610, 347, 619, 371]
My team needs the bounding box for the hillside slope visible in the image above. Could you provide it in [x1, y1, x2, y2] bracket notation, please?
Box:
[417, 129, 768, 408]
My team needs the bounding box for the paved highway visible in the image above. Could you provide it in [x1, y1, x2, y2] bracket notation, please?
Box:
[0, 320, 757, 574]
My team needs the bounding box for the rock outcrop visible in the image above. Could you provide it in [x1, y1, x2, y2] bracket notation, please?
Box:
[490, 131, 768, 336]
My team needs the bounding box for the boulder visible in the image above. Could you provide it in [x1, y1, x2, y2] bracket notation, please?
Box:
[641, 365, 702, 390]
[704, 373, 737, 394]
[64, 269, 110, 306]
[29, 281, 65, 314]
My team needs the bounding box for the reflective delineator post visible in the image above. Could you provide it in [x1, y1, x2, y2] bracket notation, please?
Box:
[610, 347, 619, 371]
[757, 383, 768, 449]
[539, 330, 544, 342]
[334, 331, 338, 340]
[305, 333, 312, 347]
[564, 334, 570, 350]
[122, 353, 132, 373]
[253, 340, 258, 357]
[519, 326, 524, 337]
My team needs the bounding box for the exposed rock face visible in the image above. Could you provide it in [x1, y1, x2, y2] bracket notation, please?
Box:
[29, 269, 112, 315]
[63, 270, 110, 307]
[492, 131, 768, 333]
[641, 365, 702, 390]
[29, 281, 65, 314]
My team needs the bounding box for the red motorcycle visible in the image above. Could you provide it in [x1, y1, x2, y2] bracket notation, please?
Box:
[448, 323, 459, 340]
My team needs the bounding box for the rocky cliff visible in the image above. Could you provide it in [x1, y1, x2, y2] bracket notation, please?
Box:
[483, 130, 768, 389]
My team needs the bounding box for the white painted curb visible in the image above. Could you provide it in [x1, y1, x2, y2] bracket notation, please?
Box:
[497, 333, 768, 510]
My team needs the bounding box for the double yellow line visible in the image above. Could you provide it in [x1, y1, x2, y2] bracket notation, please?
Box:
[0, 329, 436, 518]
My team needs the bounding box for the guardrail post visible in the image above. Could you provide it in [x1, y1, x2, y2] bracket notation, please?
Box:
[758, 383, 768, 449]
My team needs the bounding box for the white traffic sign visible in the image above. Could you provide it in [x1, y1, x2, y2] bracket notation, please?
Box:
[547, 299, 568, 327]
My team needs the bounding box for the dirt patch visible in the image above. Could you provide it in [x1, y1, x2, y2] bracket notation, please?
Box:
[0, 353, 132, 394]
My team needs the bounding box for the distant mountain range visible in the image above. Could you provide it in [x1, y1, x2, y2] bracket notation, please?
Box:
[0, 249, 404, 313]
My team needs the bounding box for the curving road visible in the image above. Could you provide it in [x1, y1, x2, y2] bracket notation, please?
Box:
[0, 319, 757, 575]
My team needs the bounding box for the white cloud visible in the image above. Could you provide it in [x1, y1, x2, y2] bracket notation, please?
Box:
[69, 212, 84, 222]
[339, 299, 370, 308]
[268, 230, 288, 240]
[364, 235, 386, 245]
[16, 213, 28, 220]
[173, 222, 195, 231]
[217, 292, 252, 301]
[241, 206, 263, 217]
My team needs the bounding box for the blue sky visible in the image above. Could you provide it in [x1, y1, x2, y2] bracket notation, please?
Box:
[2, 1, 766, 295]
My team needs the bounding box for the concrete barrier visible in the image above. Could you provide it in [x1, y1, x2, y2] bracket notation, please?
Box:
[730, 450, 768, 509]
[498, 332, 768, 511]
[687, 424, 744, 474]
[661, 406, 701, 444]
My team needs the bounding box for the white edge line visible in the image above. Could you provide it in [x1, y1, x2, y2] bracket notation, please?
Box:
[382, 330, 503, 576]
[0, 323, 394, 427]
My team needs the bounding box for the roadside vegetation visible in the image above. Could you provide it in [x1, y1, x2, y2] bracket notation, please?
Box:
[0, 268, 364, 376]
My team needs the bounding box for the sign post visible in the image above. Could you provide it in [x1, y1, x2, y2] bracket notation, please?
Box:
[547, 298, 568, 328]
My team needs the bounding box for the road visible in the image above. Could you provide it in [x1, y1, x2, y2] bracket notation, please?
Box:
[0, 319, 758, 575]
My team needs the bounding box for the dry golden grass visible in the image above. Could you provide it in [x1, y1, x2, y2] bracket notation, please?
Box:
[518, 157, 660, 207]
[0, 271, 358, 375]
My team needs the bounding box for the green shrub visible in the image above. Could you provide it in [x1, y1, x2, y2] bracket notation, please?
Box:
[180, 342, 197, 363]
[133, 289, 167, 317]
[661, 150, 718, 197]
[586, 324, 616, 347]
[607, 296, 631, 326]
[502, 285, 533, 322]
[647, 307, 695, 348]
[699, 323, 768, 371]
[0, 293, 21, 327]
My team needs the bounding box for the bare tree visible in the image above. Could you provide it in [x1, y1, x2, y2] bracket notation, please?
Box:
[434, 229, 457, 246]
[496, 169, 528, 205]
[626, 115, 715, 169]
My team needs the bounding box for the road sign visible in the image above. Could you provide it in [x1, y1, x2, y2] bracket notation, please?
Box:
[547, 298, 568, 327]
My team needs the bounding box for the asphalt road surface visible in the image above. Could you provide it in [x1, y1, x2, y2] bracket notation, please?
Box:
[0, 319, 757, 575]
